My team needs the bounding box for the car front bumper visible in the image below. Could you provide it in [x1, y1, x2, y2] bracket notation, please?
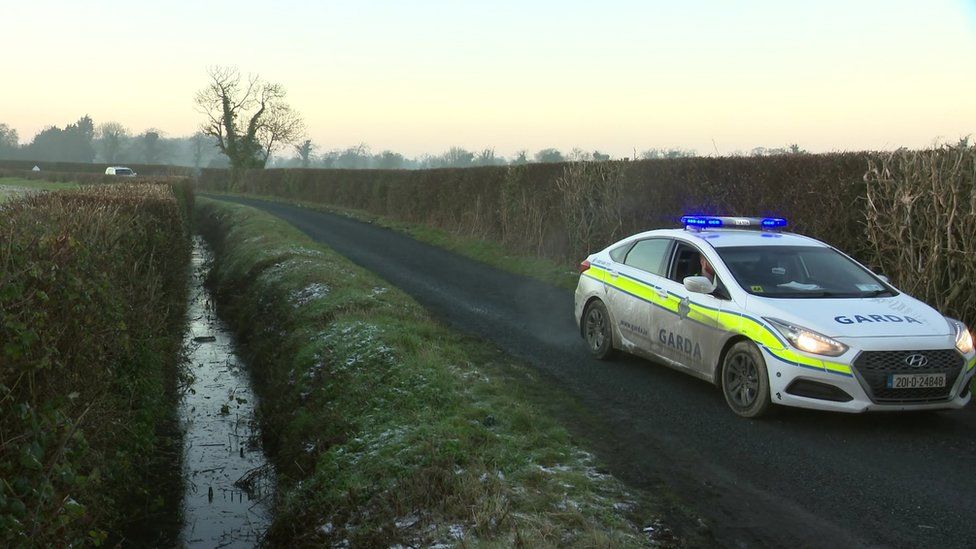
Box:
[762, 346, 976, 413]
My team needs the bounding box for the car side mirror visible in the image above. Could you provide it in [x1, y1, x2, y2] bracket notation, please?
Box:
[683, 276, 715, 294]
[877, 274, 890, 284]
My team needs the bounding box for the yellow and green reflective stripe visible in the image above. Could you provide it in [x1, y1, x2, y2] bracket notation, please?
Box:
[586, 266, 854, 377]
[762, 346, 854, 377]
[588, 266, 679, 313]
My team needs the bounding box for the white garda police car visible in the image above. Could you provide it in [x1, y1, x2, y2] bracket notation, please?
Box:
[574, 215, 976, 418]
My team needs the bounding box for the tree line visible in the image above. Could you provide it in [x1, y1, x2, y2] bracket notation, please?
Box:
[0, 115, 708, 170]
[0, 66, 805, 172]
[0, 118, 226, 168]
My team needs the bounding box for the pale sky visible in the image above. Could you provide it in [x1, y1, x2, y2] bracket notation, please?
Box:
[3, 0, 976, 157]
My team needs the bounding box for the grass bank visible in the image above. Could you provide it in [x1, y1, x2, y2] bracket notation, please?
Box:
[196, 197, 674, 546]
[0, 182, 192, 546]
[0, 177, 81, 201]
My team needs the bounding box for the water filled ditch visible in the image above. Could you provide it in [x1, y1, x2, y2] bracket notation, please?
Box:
[179, 236, 275, 547]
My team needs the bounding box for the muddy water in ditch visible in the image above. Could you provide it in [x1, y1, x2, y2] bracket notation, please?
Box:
[180, 237, 274, 547]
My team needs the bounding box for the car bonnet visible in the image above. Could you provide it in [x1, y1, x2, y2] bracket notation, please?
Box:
[746, 293, 952, 338]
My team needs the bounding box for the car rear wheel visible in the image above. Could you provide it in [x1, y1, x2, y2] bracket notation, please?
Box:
[583, 300, 615, 360]
[722, 341, 772, 418]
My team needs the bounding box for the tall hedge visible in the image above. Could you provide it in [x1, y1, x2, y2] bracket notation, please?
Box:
[198, 154, 871, 262]
[0, 182, 191, 546]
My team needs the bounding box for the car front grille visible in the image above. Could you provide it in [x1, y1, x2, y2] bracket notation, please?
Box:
[851, 349, 963, 403]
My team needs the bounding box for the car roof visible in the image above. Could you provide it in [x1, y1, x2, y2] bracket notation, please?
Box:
[623, 228, 829, 249]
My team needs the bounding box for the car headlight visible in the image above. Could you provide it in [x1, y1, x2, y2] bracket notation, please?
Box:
[951, 320, 974, 354]
[765, 318, 849, 357]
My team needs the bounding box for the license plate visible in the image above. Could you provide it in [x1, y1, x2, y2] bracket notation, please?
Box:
[886, 373, 946, 389]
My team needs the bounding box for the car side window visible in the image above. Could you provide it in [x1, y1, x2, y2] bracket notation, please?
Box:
[609, 241, 635, 263]
[623, 238, 671, 276]
[668, 241, 724, 287]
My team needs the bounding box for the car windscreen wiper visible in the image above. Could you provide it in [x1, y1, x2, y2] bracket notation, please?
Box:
[861, 288, 896, 297]
[767, 290, 857, 298]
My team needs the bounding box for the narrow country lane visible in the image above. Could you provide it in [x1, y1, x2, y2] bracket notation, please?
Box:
[208, 195, 976, 549]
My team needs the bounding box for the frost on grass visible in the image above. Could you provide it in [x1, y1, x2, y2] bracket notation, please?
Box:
[260, 258, 316, 283]
[318, 321, 396, 372]
[288, 246, 324, 257]
[394, 514, 420, 529]
[335, 426, 409, 466]
[291, 282, 331, 307]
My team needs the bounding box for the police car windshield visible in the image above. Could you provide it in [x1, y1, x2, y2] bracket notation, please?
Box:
[715, 245, 895, 299]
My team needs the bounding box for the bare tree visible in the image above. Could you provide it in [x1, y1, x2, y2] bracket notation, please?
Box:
[189, 131, 211, 169]
[294, 139, 316, 168]
[140, 128, 163, 164]
[97, 122, 129, 163]
[195, 66, 305, 180]
[443, 147, 474, 167]
[510, 149, 529, 165]
[473, 148, 498, 166]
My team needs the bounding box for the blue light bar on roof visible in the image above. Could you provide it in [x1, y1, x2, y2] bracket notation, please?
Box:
[680, 215, 788, 231]
[680, 215, 723, 228]
[760, 217, 788, 229]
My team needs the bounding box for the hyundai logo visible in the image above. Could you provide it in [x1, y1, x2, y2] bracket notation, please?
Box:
[904, 354, 929, 368]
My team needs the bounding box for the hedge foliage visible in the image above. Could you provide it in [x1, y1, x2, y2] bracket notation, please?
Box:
[864, 147, 976, 325]
[0, 182, 192, 546]
[200, 147, 976, 326]
[199, 154, 870, 263]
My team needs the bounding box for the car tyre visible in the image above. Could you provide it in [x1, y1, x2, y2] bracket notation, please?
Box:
[721, 340, 772, 418]
[583, 300, 616, 360]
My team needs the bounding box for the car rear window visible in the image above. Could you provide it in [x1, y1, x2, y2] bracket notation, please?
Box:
[609, 242, 634, 263]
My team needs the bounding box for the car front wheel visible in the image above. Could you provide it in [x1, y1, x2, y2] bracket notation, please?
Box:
[721, 340, 772, 418]
[583, 300, 616, 360]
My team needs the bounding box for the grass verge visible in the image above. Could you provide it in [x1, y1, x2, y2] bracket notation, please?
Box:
[196, 196, 673, 546]
[0, 182, 191, 546]
[0, 177, 81, 201]
[200, 190, 580, 291]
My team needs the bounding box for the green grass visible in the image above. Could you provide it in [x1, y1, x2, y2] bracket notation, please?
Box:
[0, 177, 81, 201]
[196, 197, 676, 547]
[201, 190, 581, 291]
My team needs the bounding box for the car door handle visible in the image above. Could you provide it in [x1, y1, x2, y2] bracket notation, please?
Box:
[656, 289, 669, 299]
[606, 269, 618, 278]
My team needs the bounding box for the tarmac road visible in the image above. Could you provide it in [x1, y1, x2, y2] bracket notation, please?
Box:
[209, 195, 976, 549]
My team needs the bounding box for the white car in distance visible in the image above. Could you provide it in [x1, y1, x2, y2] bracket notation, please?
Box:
[105, 166, 137, 177]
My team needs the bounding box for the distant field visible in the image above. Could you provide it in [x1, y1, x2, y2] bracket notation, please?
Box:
[0, 176, 80, 200]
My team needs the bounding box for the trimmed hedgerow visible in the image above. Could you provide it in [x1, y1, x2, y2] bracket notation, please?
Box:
[0, 182, 191, 546]
[197, 153, 870, 264]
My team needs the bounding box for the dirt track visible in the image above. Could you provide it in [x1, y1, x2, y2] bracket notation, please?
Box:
[209, 195, 976, 549]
